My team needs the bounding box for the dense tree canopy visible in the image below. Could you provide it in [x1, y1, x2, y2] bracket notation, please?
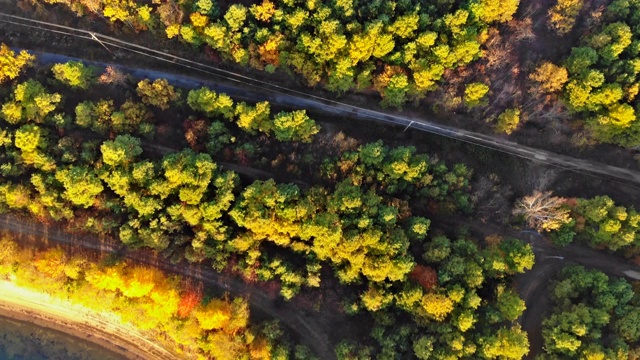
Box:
[0, 49, 536, 360]
[550, 0, 640, 147]
[541, 265, 640, 359]
[37, 0, 521, 108]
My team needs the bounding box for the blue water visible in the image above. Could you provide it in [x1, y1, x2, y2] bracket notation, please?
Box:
[0, 316, 122, 360]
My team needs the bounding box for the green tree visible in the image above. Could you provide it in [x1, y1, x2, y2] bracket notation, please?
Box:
[51, 61, 94, 89]
[136, 78, 179, 110]
[101, 135, 143, 167]
[496, 287, 526, 321]
[272, 110, 320, 142]
[616, 308, 640, 342]
[381, 73, 409, 109]
[55, 166, 104, 208]
[186, 87, 235, 120]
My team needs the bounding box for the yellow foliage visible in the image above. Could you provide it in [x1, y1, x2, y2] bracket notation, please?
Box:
[472, 0, 520, 24]
[120, 266, 159, 298]
[250, 0, 277, 22]
[0, 44, 35, 84]
[166, 24, 181, 39]
[422, 292, 454, 321]
[258, 33, 283, 66]
[495, 108, 521, 135]
[530, 62, 569, 93]
[194, 299, 233, 330]
[548, 0, 584, 35]
[190, 12, 209, 28]
[34, 248, 67, 279]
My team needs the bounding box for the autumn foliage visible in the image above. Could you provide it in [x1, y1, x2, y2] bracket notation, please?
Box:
[409, 265, 438, 291]
[177, 287, 203, 318]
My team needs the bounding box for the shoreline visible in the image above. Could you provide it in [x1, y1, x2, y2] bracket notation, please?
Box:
[0, 281, 179, 360]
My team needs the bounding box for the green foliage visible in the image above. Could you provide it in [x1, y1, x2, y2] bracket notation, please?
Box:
[381, 74, 409, 109]
[187, 86, 320, 142]
[43, 0, 522, 107]
[576, 195, 640, 251]
[187, 87, 235, 120]
[272, 110, 320, 142]
[496, 287, 527, 321]
[558, 0, 640, 147]
[136, 78, 179, 110]
[323, 140, 471, 210]
[74, 99, 154, 135]
[484, 238, 535, 276]
[51, 61, 94, 89]
[541, 265, 638, 358]
[100, 135, 143, 167]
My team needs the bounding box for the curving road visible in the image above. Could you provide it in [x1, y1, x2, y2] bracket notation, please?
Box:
[1, 11, 640, 185]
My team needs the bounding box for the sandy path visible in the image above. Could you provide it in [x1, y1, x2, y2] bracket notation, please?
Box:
[0, 281, 179, 360]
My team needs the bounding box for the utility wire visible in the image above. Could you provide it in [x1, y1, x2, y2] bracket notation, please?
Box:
[1, 11, 640, 191]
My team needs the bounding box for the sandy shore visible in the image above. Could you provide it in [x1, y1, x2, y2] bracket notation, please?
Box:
[0, 281, 180, 360]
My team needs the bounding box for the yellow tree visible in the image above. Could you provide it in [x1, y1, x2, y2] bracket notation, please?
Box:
[421, 292, 454, 321]
[136, 78, 179, 110]
[464, 82, 490, 107]
[51, 61, 94, 89]
[193, 299, 233, 330]
[0, 44, 34, 84]
[495, 108, 521, 135]
[529, 62, 569, 93]
[547, 0, 584, 35]
[471, 0, 520, 24]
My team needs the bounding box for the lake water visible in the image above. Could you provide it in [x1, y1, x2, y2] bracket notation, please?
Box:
[0, 316, 123, 360]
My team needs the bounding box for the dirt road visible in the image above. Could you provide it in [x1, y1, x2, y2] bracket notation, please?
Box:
[0, 11, 638, 185]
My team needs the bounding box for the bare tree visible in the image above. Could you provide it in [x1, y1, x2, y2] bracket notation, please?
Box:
[513, 191, 571, 232]
[98, 66, 127, 86]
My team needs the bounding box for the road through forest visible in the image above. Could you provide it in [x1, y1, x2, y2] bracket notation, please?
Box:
[2, 20, 640, 358]
[0, 10, 639, 185]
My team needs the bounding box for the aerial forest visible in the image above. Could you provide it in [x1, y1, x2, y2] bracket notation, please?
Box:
[2, 0, 640, 359]
[24, 0, 640, 148]
[0, 46, 535, 359]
